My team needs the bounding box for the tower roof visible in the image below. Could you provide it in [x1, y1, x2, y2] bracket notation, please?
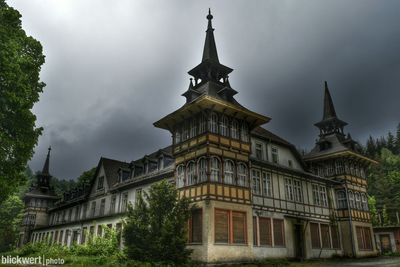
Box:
[41, 146, 51, 176]
[202, 8, 219, 63]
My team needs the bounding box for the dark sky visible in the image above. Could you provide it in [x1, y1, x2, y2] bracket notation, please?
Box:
[9, 0, 400, 180]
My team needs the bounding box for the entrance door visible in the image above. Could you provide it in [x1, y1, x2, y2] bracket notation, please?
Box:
[380, 234, 392, 253]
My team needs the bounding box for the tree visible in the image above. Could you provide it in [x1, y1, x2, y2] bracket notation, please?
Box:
[368, 196, 378, 226]
[387, 131, 396, 154]
[0, 0, 46, 205]
[123, 180, 193, 264]
[0, 193, 24, 252]
[76, 167, 96, 186]
[396, 123, 400, 154]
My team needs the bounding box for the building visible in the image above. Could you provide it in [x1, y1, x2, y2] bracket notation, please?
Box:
[19, 10, 378, 263]
[374, 226, 400, 254]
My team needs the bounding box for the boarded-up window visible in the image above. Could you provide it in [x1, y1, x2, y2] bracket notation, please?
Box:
[232, 212, 246, 244]
[189, 209, 202, 243]
[331, 225, 340, 249]
[253, 216, 258, 246]
[215, 209, 229, 243]
[357, 226, 372, 250]
[273, 219, 285, 247]
[320, 224, 331, 248]
[259, 217, 272, 246]
[310, 222, 320, 248]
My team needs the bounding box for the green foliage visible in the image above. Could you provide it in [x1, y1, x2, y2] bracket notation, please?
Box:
[0, 194, 24, 252]
[123, 180, 193, 265]
[77, 167, 96, 186]
[368, 196, 378, 226]
[0, 0, 46, 205]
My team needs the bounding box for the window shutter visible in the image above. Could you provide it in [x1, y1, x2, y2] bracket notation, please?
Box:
[363, 227, 372, 250]
[232, 212, 246, 244]
[259, 217, 272, 246]
[215, 210, 229, 243]
[331, 225, 340, 249]
[310, 223, 321, 248]
[320, 224, 331, 248]
[356, 226, 364, 250]
[273, 219, 285, 246]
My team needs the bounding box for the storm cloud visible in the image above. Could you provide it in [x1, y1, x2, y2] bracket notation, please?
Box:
[8, 0, 400, 179]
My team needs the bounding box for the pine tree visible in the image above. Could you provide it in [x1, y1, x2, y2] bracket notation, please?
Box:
[387, 131, 396, 153]
[396, 123, 400, 154]
[365, 136, 377, 158]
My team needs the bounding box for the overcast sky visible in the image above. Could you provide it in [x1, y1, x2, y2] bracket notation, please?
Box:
[8, 0, 400, 180]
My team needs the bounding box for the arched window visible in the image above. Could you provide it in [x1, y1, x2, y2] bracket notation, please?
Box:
[361, 193, 368, 211]
[198, 158, 207, 182]
[187, 161, 196, 186]
[199, 113, 207, 134]
[176, 165, 185, 188]
[210, 157, 220, 182]
[237, 163, 247, 187]
[240, 122, 249, 142]
[336, 190, 347, 209]
[190, 118, 197, 138]
[224, 160, 234, 184]
[355, 192, 361, 210]
[220, 115, 229, 137]
[209, 112, 218, 134]
[348, 191, 355, 209]
[231, 119, 239, 139]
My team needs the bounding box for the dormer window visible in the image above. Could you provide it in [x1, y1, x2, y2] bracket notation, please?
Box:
[272, 147, 279, 164]
[97, 176, 104, 190]
[120, 170, 130, 182]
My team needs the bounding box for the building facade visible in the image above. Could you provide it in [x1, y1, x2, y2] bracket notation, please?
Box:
[20, 11, 378, 263]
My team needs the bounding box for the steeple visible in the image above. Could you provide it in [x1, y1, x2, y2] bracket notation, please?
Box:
[314, 81, 347, 137]
[202, 8, 219, 63]
[41, 146, 51, 176]
[188, 10, 233, 84]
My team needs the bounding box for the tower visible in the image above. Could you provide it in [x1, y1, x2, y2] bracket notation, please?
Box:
[18, 147, 59, 246]
[304, 82, 378, 257]
[154, 10, 269, 262]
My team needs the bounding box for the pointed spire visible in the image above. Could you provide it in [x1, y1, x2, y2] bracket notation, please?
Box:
[322, 81, 338, 120]
[41, 146, 51, 175]
[202, 8, 219, 63]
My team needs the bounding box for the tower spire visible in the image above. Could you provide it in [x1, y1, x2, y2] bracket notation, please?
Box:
[41, 146, 51, 175]
[202, 8, 219, 63]
[322, 81, 338, 120]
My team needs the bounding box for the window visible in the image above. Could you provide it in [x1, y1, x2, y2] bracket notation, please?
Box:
[182, 121, 189, 141]
[215, 209, 247, 245]
[97, 176, 104, 190]
[335, 159, 344, 175]
[210, 157, 220, 182]
[310, 222, 320, 248]
[198, 158, 207, 183]
[68, 208, 72, 221]
[81, 227, 87, 244]
[232, 212, 246, 244]
[273, 219, 285, 247]
[355, 192, 361, 210]
[356, 226, 373, 250]
[209, 112, 218, 133]
[120, 170, 130, 182]
[64, 230, 69, 245]
[284, 178, 294, 201]
[110, 195, 116, 214]
[135, 189, 142, 202]
[259, 217, 272, 246]
[89, 226, 94, 237]
[215, 209, 229, 243]
[121, 193, 128, 212]
[293, 179, 303, 202]
[220, 115, 229, 137]
[262, 172, 272, 197]
[252, 170, 261, 194]
[240, 122, 249, 142]
[189, 118, 197, 138]
[224, 160, 234, 184]
[199, 114, 207, 134]
[82, 203, 87, 219]
[320, 224, 331, 248]
[99, 198, 106, 216]
[97, 225, 102, 237]
[361, 193, 368, 211]
[312, 184, 328, 207]
[348, 191, 355, 209]
[255, 143, 263, 160]
[187, 161, 196, 186]
[188, 209, 202, 243]
[174, 127, 181, 144]
[231, 119, 239, 139]
[90, 201, 96, 217]
[176, 165, 185, 188]
[336, 190, 347, 209]
[288, 160, 293, 168]
[75, 206, 80, 221]
[271, 147, 279, 164]
[237, 163, 247, 187]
